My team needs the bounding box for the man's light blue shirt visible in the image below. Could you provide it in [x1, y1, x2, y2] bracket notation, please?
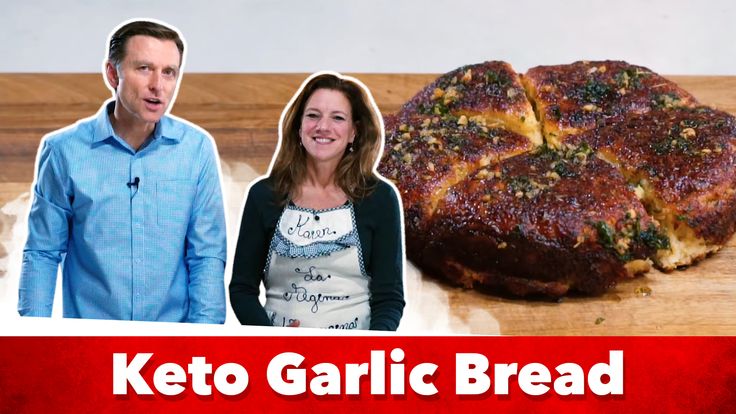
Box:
[18, 101, 227, 323]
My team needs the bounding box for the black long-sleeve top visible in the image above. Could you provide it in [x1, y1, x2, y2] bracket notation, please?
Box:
[229, 177, 405, 330]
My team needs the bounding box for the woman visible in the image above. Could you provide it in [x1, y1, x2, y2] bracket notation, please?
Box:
[229, 72, 405, 330]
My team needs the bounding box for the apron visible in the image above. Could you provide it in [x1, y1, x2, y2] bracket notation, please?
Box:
[263, 202, 371, 329]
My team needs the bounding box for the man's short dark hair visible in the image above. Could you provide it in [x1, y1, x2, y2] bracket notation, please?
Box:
[108, 20, 184, 66]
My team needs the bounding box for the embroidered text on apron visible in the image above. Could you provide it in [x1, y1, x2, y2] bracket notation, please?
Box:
[263, 202, 370, 329]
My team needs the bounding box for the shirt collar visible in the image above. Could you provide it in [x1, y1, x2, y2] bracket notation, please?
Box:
[92, 100, 183, 145]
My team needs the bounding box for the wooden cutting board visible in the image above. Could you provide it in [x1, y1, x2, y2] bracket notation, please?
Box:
[0, 73, 734, 334]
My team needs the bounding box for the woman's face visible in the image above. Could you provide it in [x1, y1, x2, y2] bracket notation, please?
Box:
[299, 88, 356, 166]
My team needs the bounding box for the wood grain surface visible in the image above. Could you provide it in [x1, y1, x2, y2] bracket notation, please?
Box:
[0, 73, 734, 335]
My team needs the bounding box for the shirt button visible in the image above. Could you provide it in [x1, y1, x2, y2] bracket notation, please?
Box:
[135, 258, 142, 263]
[314, 215, 320, 221]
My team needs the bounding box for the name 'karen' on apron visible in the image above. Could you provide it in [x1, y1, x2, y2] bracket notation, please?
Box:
[263, 203, 370, 330]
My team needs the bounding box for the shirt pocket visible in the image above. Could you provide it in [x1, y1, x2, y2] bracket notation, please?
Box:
[156, 180, 197, 227]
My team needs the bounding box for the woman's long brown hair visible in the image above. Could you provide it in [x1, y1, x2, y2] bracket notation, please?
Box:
[270, 73, 382, 204]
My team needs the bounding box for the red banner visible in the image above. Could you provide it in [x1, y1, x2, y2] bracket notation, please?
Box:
[1, 336, 734, 412]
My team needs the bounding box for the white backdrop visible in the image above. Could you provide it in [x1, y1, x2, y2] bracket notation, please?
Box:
[2, 0, 734, 74]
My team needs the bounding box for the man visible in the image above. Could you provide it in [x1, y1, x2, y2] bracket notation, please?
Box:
[18, 19, 227, 323]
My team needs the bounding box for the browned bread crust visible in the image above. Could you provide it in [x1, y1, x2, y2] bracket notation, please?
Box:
[569, 106, 736, 269]
[401, 61, 542, 146]
[381, 113, 532, 260]
[523, 60, 697, 148]
[424, 147, 660, 296]
[380, 60, 735, 296]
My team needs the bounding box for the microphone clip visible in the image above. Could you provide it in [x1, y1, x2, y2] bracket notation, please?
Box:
[127, 177, 140, 189]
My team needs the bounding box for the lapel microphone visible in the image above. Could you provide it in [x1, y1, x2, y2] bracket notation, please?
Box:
[127, 177, 140, 189]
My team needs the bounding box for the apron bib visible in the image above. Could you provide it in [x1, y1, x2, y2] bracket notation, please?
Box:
[263, 203, 370, 329]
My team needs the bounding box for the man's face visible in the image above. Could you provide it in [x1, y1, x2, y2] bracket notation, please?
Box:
[105, 35, 181, 126]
